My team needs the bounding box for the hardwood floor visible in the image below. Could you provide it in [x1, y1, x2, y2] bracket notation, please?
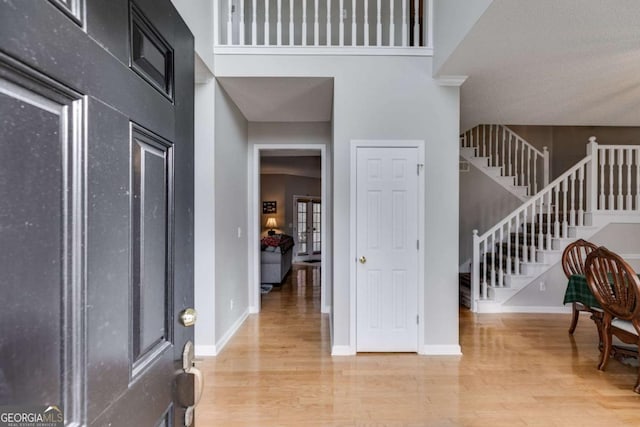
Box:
[195, 265, 640, 426]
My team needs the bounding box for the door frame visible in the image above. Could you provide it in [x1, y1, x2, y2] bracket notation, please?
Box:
[349, 140, 425, 354]
[250, 143, 329, 314]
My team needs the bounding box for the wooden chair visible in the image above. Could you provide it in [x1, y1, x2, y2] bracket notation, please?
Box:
[562, 239, 598, 333]
[584, 247, 640, 393]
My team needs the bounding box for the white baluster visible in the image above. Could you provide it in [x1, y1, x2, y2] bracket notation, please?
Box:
[482, 125, 486, 158]
[522, 209, 528, 263]
[578, 166, 585, 226]
[599, 148, 606, 209]
[252, 0, 257, 45]
[489, 125, 495, 166]
[508, 133, 513, 177]
[227, 0, 233, 44]
[364, 0, 369, 46]
[351, 0, 356, 46]
[326, 0, 331, 46]
[514, 215, 520, 275]
[402, 0, 407, 47]
[376, 0, 382, 46]
[264, 0, 270, 46]
[498, 227, 503, 288]
[546, 191, 552, 249]
[472, 230, 480, 304]
[501, 127, 506, 175]
[490, 234, 496, 289]
[289, 0, 294, 45]
[389, 0, 395, 46]
[494, 125, 499, 169]
[520, 139, 525, 189]
[543, 146, 550, 187]
[240, 0, 245, 45]
[506, 221, 512, 277]
[533, 149, 538, 194]
[562, 178, 568, 237]
[627, 148, 633, 210]
[554, 186, 560, 238]
[530, 202, 536, 259]
[413, 0, 419, 46]
[537, 198, 543, 252]
[569, 173, 576, 227]
[608, 148, 615, 209]
[636, 149, 640, 210]
[302, 0, 307, 46]
[482, 238, 487, 298]
[339, 0, 344, 46]
[314, 0, 319, 46]
[276, 0, 282, 45]
[617, 149, 624, 209]
[527, 146, 532, 195]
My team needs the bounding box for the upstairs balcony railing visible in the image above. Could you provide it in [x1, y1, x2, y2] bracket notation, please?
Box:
[215, 0, 432, 54]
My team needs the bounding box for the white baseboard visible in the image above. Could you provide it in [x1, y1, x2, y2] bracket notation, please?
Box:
[195, 345, 217, 357]
[420, 345, 462, 356]
[331, 345, 355, 356]
[214, 309, 249, 355]
[499, 305, 572, 314]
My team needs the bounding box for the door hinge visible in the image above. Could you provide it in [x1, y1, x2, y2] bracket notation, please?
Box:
[417, 163, 424, 175]
[417, 240, 419, 250]
[416, 315, 419, 324]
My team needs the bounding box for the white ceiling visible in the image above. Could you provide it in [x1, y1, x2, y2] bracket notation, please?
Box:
[437, 0, 640, 131]
[217, 77, 333, 122]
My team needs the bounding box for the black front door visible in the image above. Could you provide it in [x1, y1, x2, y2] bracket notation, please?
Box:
[0, 1, 194, 425]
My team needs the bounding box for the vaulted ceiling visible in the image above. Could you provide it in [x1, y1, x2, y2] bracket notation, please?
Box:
[437, 0, 640, 131]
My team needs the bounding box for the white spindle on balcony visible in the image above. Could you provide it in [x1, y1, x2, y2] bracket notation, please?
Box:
[364, 0, 369, 46]
[326, 0, 331, 46]
[314, 0, 319, 46]
[216, 1, 432, 54]
[289, 0, 294, 45]
[389, 0, 395, 46]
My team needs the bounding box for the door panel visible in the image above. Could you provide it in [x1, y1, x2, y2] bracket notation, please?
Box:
[356, 147, 418, 352]
[0, 1, 194, 425]
[0, 57, 82, 410]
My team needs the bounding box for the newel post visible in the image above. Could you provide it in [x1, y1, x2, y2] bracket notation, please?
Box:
[585, 136, 599, 219]
[542, 146, 550, 187]
[471, 229, 479, 312]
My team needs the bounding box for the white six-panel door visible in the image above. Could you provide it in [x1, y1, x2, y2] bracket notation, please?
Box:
[356, 147, 419, 351]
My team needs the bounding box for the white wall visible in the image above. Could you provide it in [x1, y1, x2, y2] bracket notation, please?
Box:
[214, 81, 250, 347]
[170, 0, 215, 73]
[432, 0, 493, 75]
[193, 80, 217, 355]
[218, 55, 461, 353]
[459, 160, 522, 267]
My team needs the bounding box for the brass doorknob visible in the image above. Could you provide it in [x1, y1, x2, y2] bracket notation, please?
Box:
[179, 308, 198, 327]
[359, 256, 367, 264]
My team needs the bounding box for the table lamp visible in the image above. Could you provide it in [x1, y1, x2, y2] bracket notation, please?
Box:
[265, 217, 278, 236]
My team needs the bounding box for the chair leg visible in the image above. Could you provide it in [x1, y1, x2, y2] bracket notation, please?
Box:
[634, 376, 640, 394]
[568, 302, 580, 334]
[598, 315, 612, 371]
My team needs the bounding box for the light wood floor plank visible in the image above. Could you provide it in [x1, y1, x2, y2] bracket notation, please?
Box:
[195, 265, 640, 426]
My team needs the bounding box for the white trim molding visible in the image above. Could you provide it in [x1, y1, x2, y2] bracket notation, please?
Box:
[435, 75, 468, 87]
[250, 143, 329, 314]
[214, 309, 250, 356]
[214, 46, 433, 57]
[194, 345, 217, 357]
[421, 345, 463, 356]
[331, 345, 356, 356]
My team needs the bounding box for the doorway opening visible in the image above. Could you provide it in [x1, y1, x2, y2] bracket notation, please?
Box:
[251, 145, 329, 315]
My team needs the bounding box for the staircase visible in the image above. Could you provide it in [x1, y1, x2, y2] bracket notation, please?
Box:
[462, 130, 640, 313]
[460, 125, 549, 201]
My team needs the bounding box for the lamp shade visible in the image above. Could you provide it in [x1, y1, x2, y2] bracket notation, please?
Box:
[265, 217, 278, 229]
